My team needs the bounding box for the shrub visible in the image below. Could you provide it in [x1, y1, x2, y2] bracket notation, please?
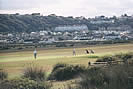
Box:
[96, 56, 115, 62]
[17, 47, 23, 50]
[107, 65, 129, 89]
[48, 63, 86, 81]
[96, 53, 133, 65]
[114, 53, 133, 63]
[0, 78, 51, 89]
[52, 63, 68, 72]
[96, 53, 133, 63]
[88, 55, 99, 58]
[56, 43, 67, 47]
[0, 70, 8, 80]
[0, 47, 9, 50]
[23, 66, 46, 81]
[79, 67, 108, 89]
[76, 65, 133, 89]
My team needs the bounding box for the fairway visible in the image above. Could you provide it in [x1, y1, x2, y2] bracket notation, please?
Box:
[0, 43, 133, 77]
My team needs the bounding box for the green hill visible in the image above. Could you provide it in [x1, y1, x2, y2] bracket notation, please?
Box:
[0, 14, 133, 32]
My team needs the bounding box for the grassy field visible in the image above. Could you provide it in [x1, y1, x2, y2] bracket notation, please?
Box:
[0, 43, 133, 78]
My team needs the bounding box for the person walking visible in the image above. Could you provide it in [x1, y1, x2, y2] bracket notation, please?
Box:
[73, 48, 76, 56]
[33, 49, 37, 59]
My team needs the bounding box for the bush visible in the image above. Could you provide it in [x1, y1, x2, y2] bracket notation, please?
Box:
[0, 70, 8, 80]
[96, 56, 115, 62]
[23, 66, 46, 81]
[74, 65, 133, 89]
[0, 78, 51, 89]
[0, 47, 9, 50]
[88, 55, 99, 58]
[96, 52, 133, 64]
[48, 63, 86, 81]
[114, 53, 133, 63]
[79, 67, 108, 89]
[56, 43, 67, 47]
[52, 63, 68, 72]
[17, 47, 23, 50]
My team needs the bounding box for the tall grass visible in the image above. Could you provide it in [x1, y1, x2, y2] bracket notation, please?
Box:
[67, 65, 133, 89]
[0, 69, 8, 80]
[23, 64, 46, 82]
[0, 78, 51, 89]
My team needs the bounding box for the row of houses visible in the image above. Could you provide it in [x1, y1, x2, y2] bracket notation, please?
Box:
[0, 24, 133, 44]
[54, 25, 88, 32]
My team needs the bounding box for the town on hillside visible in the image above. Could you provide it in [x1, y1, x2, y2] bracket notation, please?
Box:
[0, 13, 133, 44]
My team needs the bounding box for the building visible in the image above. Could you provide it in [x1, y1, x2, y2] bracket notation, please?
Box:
[90, 20, 114, 24]
[54, 25, 88, 32]
[31, 13, 40, 16]
[107, 25, 132, 31]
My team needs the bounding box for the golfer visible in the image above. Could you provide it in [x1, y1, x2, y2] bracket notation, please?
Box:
[34, 49, 37, 59]
[73, 48, 76, 56]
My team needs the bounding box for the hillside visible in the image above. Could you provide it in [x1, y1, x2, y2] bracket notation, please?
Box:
[0, 14, 133, 32]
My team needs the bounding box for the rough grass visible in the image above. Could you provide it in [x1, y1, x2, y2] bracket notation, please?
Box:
[0, 43, 133, 78]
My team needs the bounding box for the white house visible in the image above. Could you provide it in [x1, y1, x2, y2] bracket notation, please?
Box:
[54, 25, 88, 32]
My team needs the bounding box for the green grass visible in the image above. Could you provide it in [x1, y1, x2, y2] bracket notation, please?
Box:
[0, 43, 133, 78]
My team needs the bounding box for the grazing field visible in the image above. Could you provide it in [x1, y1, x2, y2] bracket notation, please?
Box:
[0, 43, 133, 78]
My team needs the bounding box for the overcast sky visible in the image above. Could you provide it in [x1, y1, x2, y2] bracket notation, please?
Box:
[0, 0, 133, 17]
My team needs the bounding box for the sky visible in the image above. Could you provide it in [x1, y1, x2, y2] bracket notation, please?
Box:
[0, 0, 133, 17]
